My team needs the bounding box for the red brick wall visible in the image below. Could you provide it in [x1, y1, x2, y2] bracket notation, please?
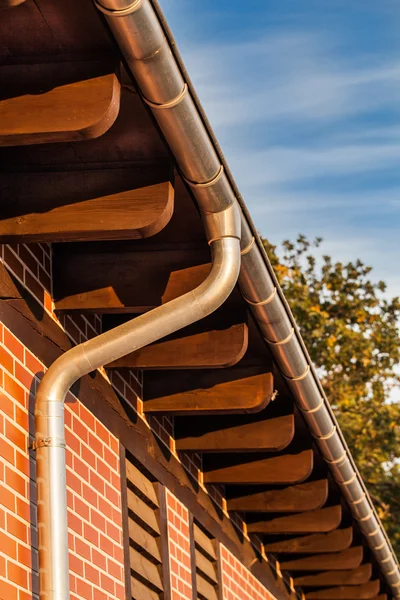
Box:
[1, 243, 52, 312]
[65, 391, 125, 600]
[166, 490, 193, 600]
[0, 242, 291, 600]
[0, 323, 125, 600]
[220, 545, 278, 600]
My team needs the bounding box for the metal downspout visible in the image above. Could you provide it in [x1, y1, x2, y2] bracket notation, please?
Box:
[36, 217, 240, 599]
[90, 0, 400, 596]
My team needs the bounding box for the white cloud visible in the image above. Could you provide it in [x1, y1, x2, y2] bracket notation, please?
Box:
[227, 142, 400, 188]
[176, 32, 400, 130]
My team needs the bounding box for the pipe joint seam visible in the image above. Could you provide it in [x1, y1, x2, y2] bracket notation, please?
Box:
[282, 364, 310, 382]
[382, 555, 392, 564]
[350, 493, 366, 505]
[357, 510, 373, 522]
[244, 286, 277, 306]
[264, 327, 294, 346]
[323, 451, 347, 465]
[374, 542, 385, 550]
[93, 0, 142, 16]
[183, 164, 224, 189]
[143, 83, 188, 110]
[300, 396, 324, 414]
[203, 201, 241, 244]
[312, 425, 336, 441]
[338, 472, 357, 486]
[241, 236, 255, 255]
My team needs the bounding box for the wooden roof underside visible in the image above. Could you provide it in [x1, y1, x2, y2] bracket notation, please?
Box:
[0, 1, 392, 599]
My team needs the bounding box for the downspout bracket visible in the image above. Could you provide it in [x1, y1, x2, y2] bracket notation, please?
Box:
[30, 437, 66, 451]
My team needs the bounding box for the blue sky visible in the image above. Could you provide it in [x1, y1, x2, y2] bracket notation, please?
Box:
[159, 0, 400, 298]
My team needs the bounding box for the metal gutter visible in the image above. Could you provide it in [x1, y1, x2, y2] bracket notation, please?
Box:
[92, 0, 400, 597]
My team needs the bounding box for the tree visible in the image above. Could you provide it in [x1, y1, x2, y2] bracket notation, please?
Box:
[261, 234, 400, 557]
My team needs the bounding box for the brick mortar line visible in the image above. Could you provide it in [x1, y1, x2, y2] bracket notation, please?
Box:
[169, 554, 192, 576]
[168, 530, 191, 550]
[67, 488, 122, 519]
[68, 528, 123, 557]
[2, 247, 49, 293]
[0, 551, 33, 571]
[170, 569, 192, 586]
[167, 510, 190, 525]
[0, 507, 34, 535]
[64, 422, 120, 476]
[70, 575, 123, 599]
[65, 461, 121, 499]
[110, 370, 139, 387]
[69, 551, 124, 584]
[0, 338, 27, 364]
[167, 518, 190, 534]
[0, 431, 30, 457]
[168, 550, 192, 570]
[0, 525, 33, 551]
[170, 589, 191, 600]
[0, 389, 29, 419]
[1, 330, 42, 376]
[222, 565, 272, 598]
[0, 574, 30, 595]
[0, 410, 28, 439]
[22, 244, 51, 278]
[0, 456, 31, 487]
[66, 494, 123, 532]
[66, 475, 119, 507]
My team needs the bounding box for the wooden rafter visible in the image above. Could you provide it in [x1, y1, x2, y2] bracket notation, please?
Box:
[279, 546, 363, 570]
[227, 479, 328, 513]
[104, 305, 248, 370]
[247, 505, 342, 535]
[175, 414, 294, 453]
[0, 167, 174, 243]
[143, 365, 274, 415]
[0, 61, 120, 146]
[305, 579, 380, 599]
[203, 449, 313, 485]
[264, 527, 354, 554]
[293, 564, 372, 587]
[53, 243, 213, 312]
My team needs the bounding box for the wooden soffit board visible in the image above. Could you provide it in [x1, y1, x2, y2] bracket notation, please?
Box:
[263, 527, 354, 555]
[279, 545, 363, 570]
[227, 479, 329, 513]
[305, 579, 380, 599]
[0, 166, 174, 243]
[247, 505, 342, 535]
[293, 563, 372, 587]
[143, 364, 274, 415]
[52, 242, 214, 312]
[174, 393, 295, 452]
[0, 60, 121, 146]
[203, 448, 313, 486]
[104, 303, 248, 370]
